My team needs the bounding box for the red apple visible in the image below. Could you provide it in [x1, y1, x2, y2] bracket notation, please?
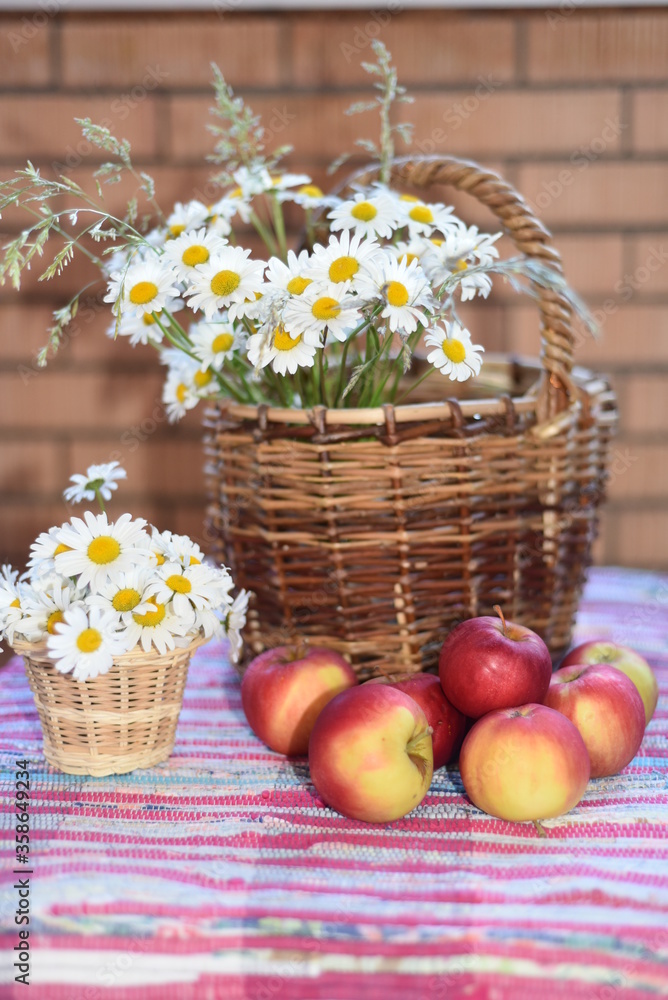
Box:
[561, 640, 659, 725]
[544, 663, 646, 778]
[392, 673, 468, 769]
[459, 703, 590, 821]
[308, 684, 433, 823]
[240, 645, 358, 756]
[439, 607, 552, 719]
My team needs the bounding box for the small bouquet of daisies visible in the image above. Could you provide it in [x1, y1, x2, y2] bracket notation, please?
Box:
[0, 462, 248, 681]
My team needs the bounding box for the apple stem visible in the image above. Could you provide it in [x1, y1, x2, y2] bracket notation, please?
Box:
[493, 604, 508, 636]
[533, 819, 547, 838]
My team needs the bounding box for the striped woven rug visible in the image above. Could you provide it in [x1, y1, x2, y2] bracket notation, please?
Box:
[1, 566, 667, 999]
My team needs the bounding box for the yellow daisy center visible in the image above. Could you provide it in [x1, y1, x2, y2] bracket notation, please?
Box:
[189, 556, 201, 566]
[176, 383, 188, 404]
[10, 598, 20, 609]
[182, 244, 210, 267]
[455, 259, 468, 271]
[169, 224, 186, 238]
[166, 574, 192, 594]
[129, 281, 158, 306]
[132, 600, 166, 628]
[286, 276, 312, 296]
[399, 252, 419, 266]
[194, 369, 213, 388]
[112, 588, 142, 613]
[154, 552, 166, 566]
[211, 270, 241, 297]
[400, 194, 419, 202]
[273, 327, 302, 351]
[229, 187, 243, 199]
[54, 543, 72, 556]
[143, 313, 157, 326]
[76, 628, 102, 654]
[212, 332, 234, 353]
[442, 338, 467, 364]
[409, 205, 434, 225]
[386, 281, 409, 307]
[329, 256, 358, 283]
[351, 201, 377, 222]
[46, 610, 64, 634]
[312, 297, 341, 322]
[431, 238, 444, 247]
[87, 536, 121, 565]
[299, 184, 323, 198]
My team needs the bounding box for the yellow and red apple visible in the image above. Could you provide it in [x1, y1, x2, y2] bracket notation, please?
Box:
[439, 607, 552, 719]
[544, 663, 646, 778]
[561, 640, 659, 725]
[459, 703, 591, 821]
[240, 645, 357, 756]
[308, 684, 434, 823]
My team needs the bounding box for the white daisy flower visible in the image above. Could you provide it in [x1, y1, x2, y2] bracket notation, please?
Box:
[283, 281, 362, 346]
[264, 249, 313, 298]
[27, 525, 69, 580]
[145, 561, 232, 624]
[165, 200, 209, 239]
[247, 325, 318, 376]
[189, 315, 241, 372]
[424, 321, 485, 382]
[328, 190, 400, 240]
[397, 194, 459, 237]
[47, 605, 129, 682]
[185, 247, 266, 321]
[119, 597, 189, 655]
[160, 349, 219, 423]
[424, 226, 501, 300]
[16, 579, 84, 644]
[268, 172, 312, 194]
[87, 568, 157, 620]
[106, 308, 167, 348]
[224, 588, 249, 663]
[388, 237, 434, 270]
[304, 231, 385, 292]
[366, 256, 433, 336]
[210, 188, 252, 226]
[54, 511, 153, 592]
[161, 227, 229, 283]
[151, 528, 205, 569]
[277, 183, 339, 211]
[63, 461, 127, 506]
[105, 258, 181, 320]
[0, 565, 24, 647]
[232, 165, 273, 199]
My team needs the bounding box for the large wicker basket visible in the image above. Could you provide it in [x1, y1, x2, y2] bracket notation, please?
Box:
[13, 635, 206, 776]
[203, 156, 618, 680]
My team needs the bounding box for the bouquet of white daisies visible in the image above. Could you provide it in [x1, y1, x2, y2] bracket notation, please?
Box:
[0, 462, 248, 681]
[0, 43, 592, 417]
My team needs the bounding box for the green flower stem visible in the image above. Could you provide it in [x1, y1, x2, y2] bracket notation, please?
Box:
[93, 487, 106, 514]
[318, 343, 330, 409]
[394, 363, 435, 405]
[387, 324, 424, 402]
[269, 193, 288, 262]
[332, 304, 383, 407]
[248, 208, 279, 258]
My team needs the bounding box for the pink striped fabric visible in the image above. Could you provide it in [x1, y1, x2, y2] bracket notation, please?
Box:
[1, 566, 667, 999]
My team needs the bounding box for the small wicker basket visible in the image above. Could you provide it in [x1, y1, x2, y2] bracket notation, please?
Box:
[12, 635, 207, 776]
[203, 156, 618, 680]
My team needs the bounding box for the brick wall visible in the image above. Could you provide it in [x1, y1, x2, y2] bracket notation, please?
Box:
[1, 6, 667, 584]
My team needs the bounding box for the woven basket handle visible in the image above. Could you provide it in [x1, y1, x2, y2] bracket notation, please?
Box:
[342, 154, 577, 415]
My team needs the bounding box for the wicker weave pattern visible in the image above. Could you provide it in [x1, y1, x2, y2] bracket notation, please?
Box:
[13, 636, 206, 776]
[203, 156, 618, 679]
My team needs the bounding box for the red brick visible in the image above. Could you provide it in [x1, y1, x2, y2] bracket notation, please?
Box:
[624, 376, 668, 435]
[70, 435, 206, 499]
[0, 94, 159, 160]
[0, 304, 65, 365]
[607, 443, 668, 501]
[516, 162, 668, 228]
[60, 14, 283, 89]
[0, 370, 165, 432]
[0, 15, 51, 87]
[626, 236, 668, 296]
[0, 501, 71, 571]
[632, 90, 668, 153]
[614, 510, 668, 570]
[290, 12, 516, 88]
[527, 10, 668, 82]
[0, 441, 66, 496]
